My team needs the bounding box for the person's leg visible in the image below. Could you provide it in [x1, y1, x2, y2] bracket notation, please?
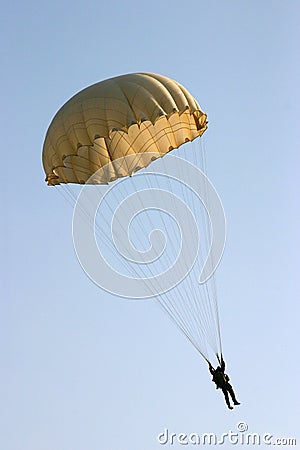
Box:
[227, 384, 240, 405]
[222, 388, 233, 409]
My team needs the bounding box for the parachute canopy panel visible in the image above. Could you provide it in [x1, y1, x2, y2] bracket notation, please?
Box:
[42, 72, 208, 185]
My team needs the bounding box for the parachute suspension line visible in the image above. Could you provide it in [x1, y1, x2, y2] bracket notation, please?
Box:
[55, 184, 112, 253]
[55, 184, 77, 210]
[57, 184, 115, 256]
[188, 141, 221, 354]
[89, 174, 208, 354]
[201, 138, 223, 358]
[142, 170, 210, 356]
[124, 172, 208, 357]
[157, 154, 211, 358]
[76, 181, 181, 305]
[56, 178, 213, 363]
[55, 144, 221, 365]
[174, 143, 218, 356]
[76, 163, 209, 360]
[58, 183, 155, 300]
[62, 184, 133, 266]
[197, 138, 223, 358]
[158, 139, 222, 363]
[134, 150, 213, 359]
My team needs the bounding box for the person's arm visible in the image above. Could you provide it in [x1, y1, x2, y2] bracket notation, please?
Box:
[208, 362, 215, 375]
[220, 355, 225, 372]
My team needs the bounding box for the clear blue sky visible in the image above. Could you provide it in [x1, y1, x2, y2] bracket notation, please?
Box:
[1, 1, 299, 449]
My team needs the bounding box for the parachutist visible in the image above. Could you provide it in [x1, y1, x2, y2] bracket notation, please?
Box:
[208, 357, 240, 410]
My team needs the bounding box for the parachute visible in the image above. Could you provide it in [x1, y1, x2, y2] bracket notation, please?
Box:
[42, 72, 223, 364]
[43, 72, 207, 185]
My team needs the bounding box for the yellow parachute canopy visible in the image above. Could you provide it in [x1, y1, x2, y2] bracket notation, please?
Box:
[42, 72, 207, 185]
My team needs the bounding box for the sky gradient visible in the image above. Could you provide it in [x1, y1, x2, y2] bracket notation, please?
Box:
[1, 1, 300, 449]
